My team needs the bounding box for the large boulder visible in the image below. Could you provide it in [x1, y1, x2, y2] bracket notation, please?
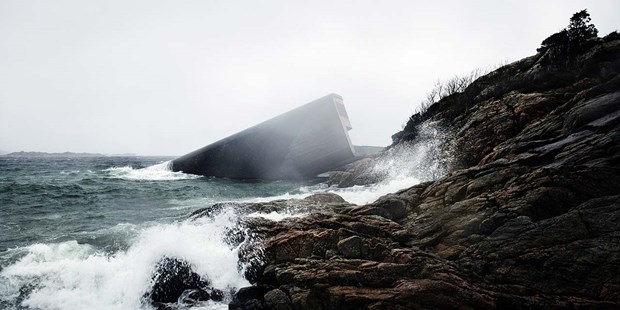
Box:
[145, 257, 223, 307]
[228, 285, 271, 310]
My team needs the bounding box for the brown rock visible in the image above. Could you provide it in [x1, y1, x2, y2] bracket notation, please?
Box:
[263, 289, 292, 310]
[231, 37, 620, 309]
[337, 236, 363, 258]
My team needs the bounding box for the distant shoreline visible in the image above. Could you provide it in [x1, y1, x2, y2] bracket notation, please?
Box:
[2, 151, 139, 157]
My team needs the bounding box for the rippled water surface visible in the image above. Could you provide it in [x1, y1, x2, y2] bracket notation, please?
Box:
[0, 156, 314, 309]
[0, 157, 308, 252]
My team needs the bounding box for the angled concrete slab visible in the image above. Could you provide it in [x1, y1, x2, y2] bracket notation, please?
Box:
[171, 94, 358, 180]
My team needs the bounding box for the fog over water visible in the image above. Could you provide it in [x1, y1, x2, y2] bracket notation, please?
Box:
[0, 0, 618, 155]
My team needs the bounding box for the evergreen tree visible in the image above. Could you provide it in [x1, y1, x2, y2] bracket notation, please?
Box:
[567, 9, 598, 41]
[539, 9, 599, 52]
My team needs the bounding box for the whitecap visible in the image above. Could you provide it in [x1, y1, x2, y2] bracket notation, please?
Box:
[104, 161, 199, 181]
[246, 211, 306, 221]
[0, 210, 249, 310]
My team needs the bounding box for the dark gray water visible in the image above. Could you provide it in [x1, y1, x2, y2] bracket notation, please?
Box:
[0, 156, 312, 310]
[0, 156, 308, 252]
[0, 128, 444, 310]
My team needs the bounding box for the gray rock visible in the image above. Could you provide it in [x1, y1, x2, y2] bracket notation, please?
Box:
[373, 196, 408, 220]
[337, 235, 363, 258]
[303, 193, 346, 204]
[263, 289, 292, 310]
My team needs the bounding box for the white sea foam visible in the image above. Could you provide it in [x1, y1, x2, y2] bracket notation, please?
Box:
[325, 176, 422, 205]
[105, 161, 199, 181]
[246, 211, 306, 221]
[323, 121, 450, 204]
[372, 121, 450, 182]
[239, 179, 422, 206]
[0, 210, 249, 310]
[243, 192, 309, 203]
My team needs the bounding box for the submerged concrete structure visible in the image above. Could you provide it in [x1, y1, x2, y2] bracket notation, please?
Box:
[171, 94, 359, 180]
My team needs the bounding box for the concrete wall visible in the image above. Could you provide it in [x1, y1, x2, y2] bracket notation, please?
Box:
[171, 94, 357, 180]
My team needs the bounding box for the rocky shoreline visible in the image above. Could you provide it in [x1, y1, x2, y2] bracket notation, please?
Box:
[145, 30, 620, 309]
[223, 36, 620, 309]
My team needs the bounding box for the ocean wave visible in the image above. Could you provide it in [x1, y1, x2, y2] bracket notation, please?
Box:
[0, 211, 249, 310]
[246, 210, 307, 221]
[104, 161, 200, 181]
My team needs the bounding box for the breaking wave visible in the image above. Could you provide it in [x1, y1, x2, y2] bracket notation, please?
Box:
[0, 210, 251, 310]
[0, 121, 452, 309]
[104, 161, 200, 181]
[246, 121, 452, 205]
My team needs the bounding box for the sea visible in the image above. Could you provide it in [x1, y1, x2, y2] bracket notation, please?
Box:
[0, 124, 447, 310]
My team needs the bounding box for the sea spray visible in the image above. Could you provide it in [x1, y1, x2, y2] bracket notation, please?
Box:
[0, 122, 453, 309]
[372, 120, 453, 182]
[243, 121, 454, 205]
[104, 160, 200, 181]
[317, 121, 451, 203]
[0, 209, 252, 310]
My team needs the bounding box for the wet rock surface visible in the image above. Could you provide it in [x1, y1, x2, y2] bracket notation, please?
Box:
[327, 157, 379, 188]
[230, 38, 620, 309]
[145, 257, 223, 309]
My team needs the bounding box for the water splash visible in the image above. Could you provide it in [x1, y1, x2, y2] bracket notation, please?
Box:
[372, 121, 452, 182]
[246, 211, 306, 221]
[104, 161, 199, 181]
[0, 210, 249, 310]
[330, 121, 452, 204]
[242, 121, 453, 205]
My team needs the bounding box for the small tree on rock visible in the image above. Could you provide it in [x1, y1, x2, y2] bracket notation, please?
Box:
[538, 9, 600, 66]
[539, 9, 598, 52]
[567, 9, 598, 41]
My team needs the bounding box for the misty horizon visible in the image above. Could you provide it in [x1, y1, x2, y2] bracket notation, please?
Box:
[1, 0, 619, 156]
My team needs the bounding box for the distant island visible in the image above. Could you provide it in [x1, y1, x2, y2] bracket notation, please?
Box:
[3, 151, 137, 157]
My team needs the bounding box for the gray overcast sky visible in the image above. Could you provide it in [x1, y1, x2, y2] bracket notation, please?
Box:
[0, 0, 618, 155]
